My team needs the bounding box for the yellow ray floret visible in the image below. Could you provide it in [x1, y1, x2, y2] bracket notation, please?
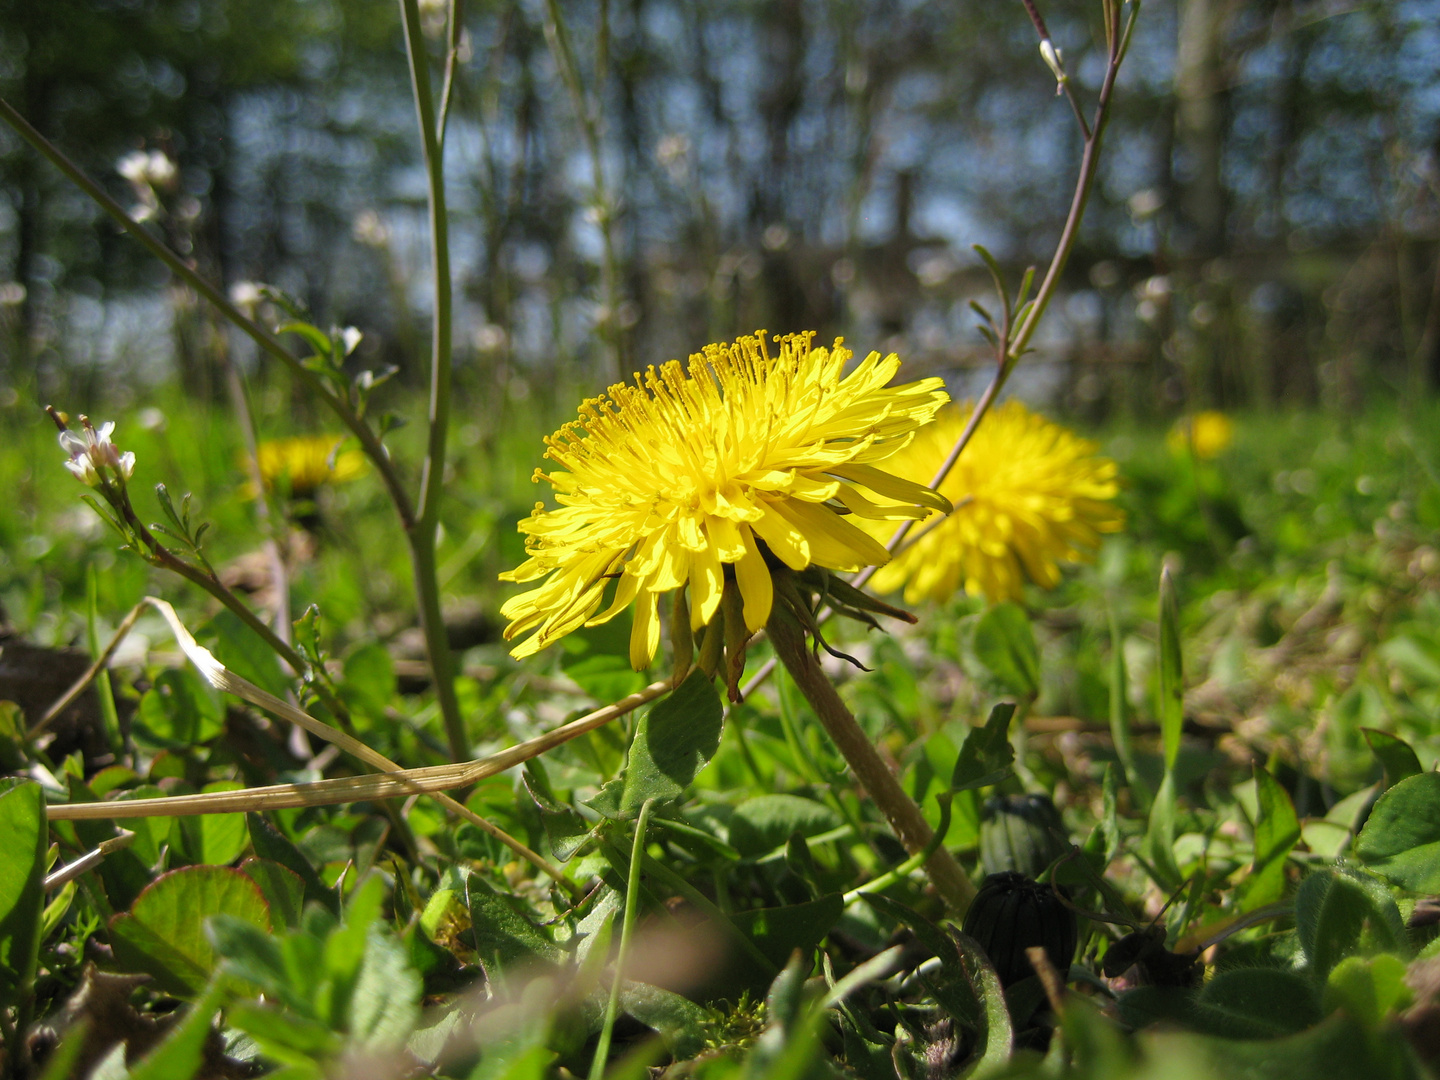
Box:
[865, 400, 1124, 605]
[1167, 410, 1234, 460]
[254, 435, 366, 496]
[500, 331, 952, 669]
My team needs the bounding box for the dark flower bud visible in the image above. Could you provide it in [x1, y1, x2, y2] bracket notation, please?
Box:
[961, 871, 1078, 989]
[980, 793, 1069, 880]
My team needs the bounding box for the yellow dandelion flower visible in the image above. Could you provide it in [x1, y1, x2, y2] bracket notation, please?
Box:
[254, 435, 366, 497]
[500, 331, 952, 669]
[1167, 410, 1234, 460]
[865, 400, 1124, 604]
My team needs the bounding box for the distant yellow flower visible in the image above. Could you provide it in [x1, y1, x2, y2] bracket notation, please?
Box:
[500, 331, 952, 669]
[866, 401, 1124, 604]
[254, 436, 365, 496]
[1167, 411, 1233, 460]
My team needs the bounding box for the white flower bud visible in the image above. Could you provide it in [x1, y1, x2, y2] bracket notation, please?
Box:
[1040, 40, 1066, 84]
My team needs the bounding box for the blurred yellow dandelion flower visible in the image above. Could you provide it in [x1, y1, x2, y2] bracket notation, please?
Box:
[865, 400, 1124, 604]
[254, 436, 365, 497]
[1167, 410, 1233, 460]
[500, 331, 952, 669]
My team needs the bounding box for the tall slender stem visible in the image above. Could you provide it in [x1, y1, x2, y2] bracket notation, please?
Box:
[401, 0, 466, 762]
[767, 610, 976, 914]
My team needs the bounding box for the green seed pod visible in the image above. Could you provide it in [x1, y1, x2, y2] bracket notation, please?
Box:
[979, 794, 1069, 879]
[961, 871, 1078, 989]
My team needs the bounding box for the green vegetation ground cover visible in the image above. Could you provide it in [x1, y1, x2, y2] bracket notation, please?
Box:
[2, 382, 1440, 1078]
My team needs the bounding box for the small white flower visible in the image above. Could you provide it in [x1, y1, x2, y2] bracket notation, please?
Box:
[341, 326, 363, 356]
[117, 151, 151, 185]
[57, 417, 133, 486]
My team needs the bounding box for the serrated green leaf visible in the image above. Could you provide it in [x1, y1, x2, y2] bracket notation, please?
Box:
[620, 670, 723, 814]
[1354, 772, 1440, 892]
[950, 702, 1016, 793]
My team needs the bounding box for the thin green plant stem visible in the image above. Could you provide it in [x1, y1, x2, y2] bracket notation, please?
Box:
[0, 99, 416, 528]
[400, 0, 466, 762]
[591, 798, 654, 1080]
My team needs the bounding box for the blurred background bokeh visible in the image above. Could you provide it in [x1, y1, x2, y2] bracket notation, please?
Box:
[2, 0, 1437, 419]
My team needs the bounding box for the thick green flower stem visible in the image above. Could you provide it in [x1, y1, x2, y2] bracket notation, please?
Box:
[401, 0, 465, 763]
[766, 611, 977, 915]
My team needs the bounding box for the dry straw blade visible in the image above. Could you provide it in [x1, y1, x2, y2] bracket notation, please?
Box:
[46, 596, 670, 823]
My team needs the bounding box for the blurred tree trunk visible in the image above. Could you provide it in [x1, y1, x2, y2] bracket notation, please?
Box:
[1174, 0, 1231, 259]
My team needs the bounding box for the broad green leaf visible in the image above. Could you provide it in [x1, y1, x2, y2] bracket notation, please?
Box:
[1238, 766, 1300, 908]
[620, 670, 723, 814]
[1296, 867, 1407, 978]
[0, 779, 45, 1007]
[1157, 567, 1183, 773]
[1192, 967, 1322, 1038]
[726, 794, 841, 858]
[135, 668, 224, 747]
[1354, 772, 1440, 892]
[620, 982, 709, 1059]
[1361, 729, 1423, 790]
[1323, 953, 1413, 1028]
[950, 702, 1016, 793]
[1121, 970, 1323, 1041]
[967, 602, 1039, 698]
[176, 782, 248, 866]
[109, 865, 272, 997]
[465, 875, 561, 973]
